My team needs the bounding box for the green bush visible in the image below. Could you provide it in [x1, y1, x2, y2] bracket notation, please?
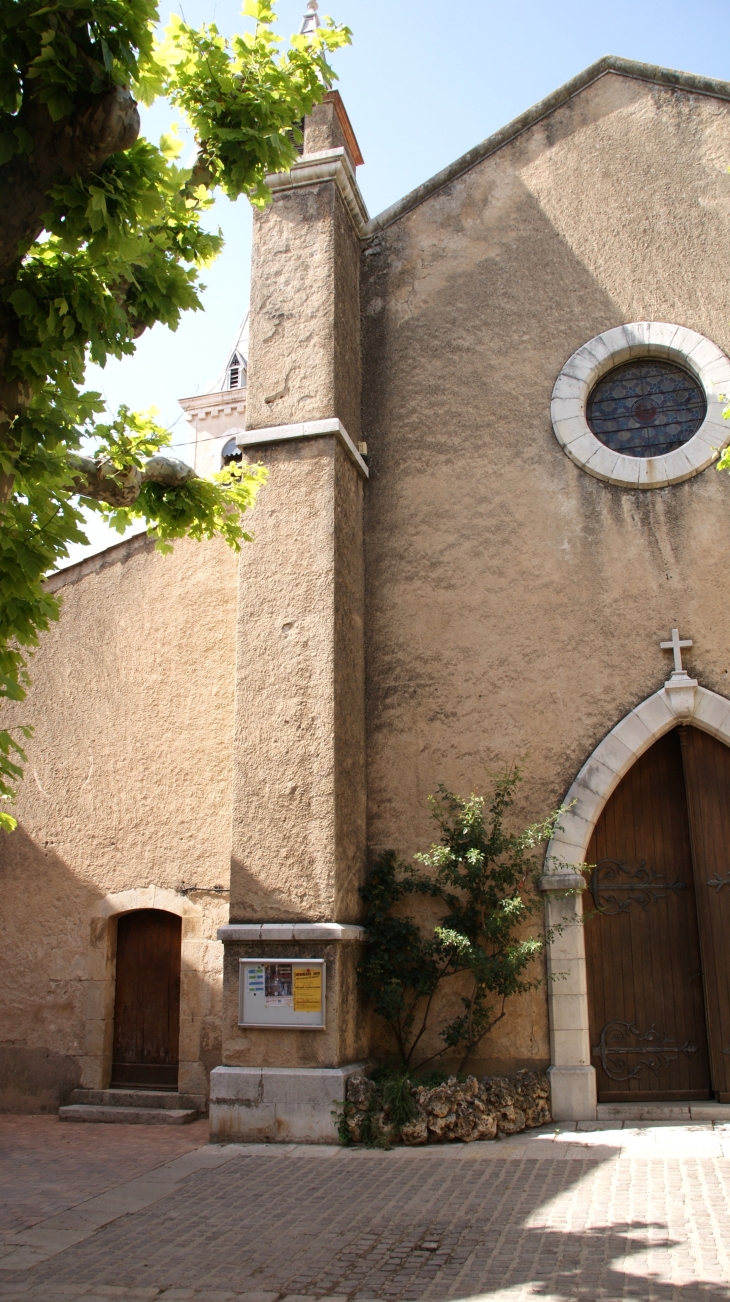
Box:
[358, 771, 565, 1073]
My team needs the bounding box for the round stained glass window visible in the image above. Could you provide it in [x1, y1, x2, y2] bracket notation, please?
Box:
[586, 359, 706, 458]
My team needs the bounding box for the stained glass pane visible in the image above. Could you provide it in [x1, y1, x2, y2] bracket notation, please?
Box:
[586, 359, 706, 458]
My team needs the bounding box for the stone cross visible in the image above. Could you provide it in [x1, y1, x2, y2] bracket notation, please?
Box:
[660, 628, 692, 674]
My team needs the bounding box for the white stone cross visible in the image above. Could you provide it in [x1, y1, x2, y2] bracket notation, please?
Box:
[660, 628, 692, 674]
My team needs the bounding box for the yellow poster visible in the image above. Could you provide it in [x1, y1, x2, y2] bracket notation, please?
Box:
[293, 966, 322, 1013]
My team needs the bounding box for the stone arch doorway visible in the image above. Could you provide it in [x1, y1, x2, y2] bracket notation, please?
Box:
[111, 910, 182, 1090]
[584, 724, 730, 1103]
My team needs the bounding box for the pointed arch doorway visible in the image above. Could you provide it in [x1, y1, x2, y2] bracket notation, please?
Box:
[586, 725, 730, 1103]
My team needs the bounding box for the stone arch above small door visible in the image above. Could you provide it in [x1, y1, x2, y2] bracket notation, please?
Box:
[541, 683, 730, 1122]
[81, 887, 213, 1097]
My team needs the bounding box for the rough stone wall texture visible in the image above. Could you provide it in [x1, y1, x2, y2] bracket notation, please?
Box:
[334, 445, 367, 921]
[229, 437, 366, 925]
[360, 72, 730, 1075]
[246, 182, 361, 438]
[0, 534, 238, 1109]
[303, 99, 348, 159]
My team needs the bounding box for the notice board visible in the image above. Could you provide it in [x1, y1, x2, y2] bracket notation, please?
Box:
[238, 959, 326, 1028]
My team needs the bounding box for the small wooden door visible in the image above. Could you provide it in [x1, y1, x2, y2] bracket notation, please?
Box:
[111, 910, 181, 1090]
[585, 730, 712, 1101]
[679, 727, 730, 1101]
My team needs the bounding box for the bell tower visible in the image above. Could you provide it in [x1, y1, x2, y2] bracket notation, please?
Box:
[210, 76, 371, 1141]
[178, 316, 249, 478]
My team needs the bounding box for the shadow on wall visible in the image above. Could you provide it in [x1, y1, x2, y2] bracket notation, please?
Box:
[0, 827, 99, 1112]
[0, 1047, 82, 1114]
[0, 826, 223, 1112]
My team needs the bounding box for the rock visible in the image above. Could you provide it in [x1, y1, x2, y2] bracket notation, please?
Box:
[426, 1110, 457, 1140]
[495, 1104, 526, 1135]
[400, 1115, 429, 1145]
[347, 1075, 377, 1111]
[478, 1069, 551, 1132]
[345, 1111, 365, 1144]
[460, 1074, 480, 1099]
[480, 1074, 517, 1110]
[523, 1101, 551, 1128]
[343, 1067, 549, 1147]
[510, 1069, 552, 1127]
[423, 1085, 452, 1118]
[369, 1110, 396, 1144]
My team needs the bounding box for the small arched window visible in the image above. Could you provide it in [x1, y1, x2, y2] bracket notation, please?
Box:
[222, 437, 242, 468]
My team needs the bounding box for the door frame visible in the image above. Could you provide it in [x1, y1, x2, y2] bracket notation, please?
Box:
[80, 886, 221, 1098]
[541, 681, 730, 1121]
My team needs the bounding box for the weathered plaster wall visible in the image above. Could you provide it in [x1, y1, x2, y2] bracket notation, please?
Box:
[0, 533, 238, 1108]
[360, 72, 730, 1075]
[246, 182, 361, 438]
[229, 437, 366, 926]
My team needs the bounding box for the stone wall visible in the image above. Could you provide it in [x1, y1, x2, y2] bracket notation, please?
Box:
[345, 1070, 551, 1145]
[0, 533, 238, 1109]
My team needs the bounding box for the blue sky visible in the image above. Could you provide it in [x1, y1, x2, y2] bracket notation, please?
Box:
[65, 0, 730, 563]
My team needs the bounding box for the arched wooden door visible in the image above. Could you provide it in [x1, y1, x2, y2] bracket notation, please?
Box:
[111, 910, 181, 1090]
[586, 725, 730, 1103]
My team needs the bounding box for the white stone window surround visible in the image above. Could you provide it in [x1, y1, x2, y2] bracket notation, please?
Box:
[551, 323, 730, 488]
[540, 682, 730, 1122]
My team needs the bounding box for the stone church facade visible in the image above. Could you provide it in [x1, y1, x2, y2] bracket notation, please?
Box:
[4, 56, 730, 1134]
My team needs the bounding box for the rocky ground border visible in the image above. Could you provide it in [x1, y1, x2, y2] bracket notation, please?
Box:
[344, 1068, 551, 1145]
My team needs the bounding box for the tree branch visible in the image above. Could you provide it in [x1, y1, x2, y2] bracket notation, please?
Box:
[67, 452, 196, 507]
[0, 87, 140, 288]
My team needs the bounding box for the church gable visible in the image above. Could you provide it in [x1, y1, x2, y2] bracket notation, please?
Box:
[366, 56, 730, 236]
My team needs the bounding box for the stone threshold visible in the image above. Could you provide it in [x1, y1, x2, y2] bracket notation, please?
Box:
[596, 1100, 730, 1123]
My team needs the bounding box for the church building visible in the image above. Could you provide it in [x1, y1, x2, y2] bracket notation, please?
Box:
[3, 55, 730, 1135]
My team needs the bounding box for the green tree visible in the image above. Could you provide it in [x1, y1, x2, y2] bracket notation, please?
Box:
[359, 773, 565, 1073]
[0, 0, 350, 829]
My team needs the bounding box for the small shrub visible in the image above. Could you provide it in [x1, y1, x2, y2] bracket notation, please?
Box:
[358, 771, 566, 1073]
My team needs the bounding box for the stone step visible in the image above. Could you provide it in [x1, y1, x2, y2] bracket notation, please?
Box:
[69, 1088, 205, 1112]
[59, 1104, 199, 1125]
[597, 1101, 730, 1123]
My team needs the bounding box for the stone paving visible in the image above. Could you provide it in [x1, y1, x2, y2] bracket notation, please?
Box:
[1, 1117, 730, 1301]
[0, 1116, 210, 1241]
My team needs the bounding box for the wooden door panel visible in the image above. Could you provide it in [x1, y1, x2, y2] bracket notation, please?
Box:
[112, 910, 181, 1090]
[679, 726, 730, 1099]
[586, 730, 711, 1101]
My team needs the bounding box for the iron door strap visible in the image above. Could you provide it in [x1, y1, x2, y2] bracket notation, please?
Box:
[593, 1020, 698, 1082]
[590, 859, 687, 915]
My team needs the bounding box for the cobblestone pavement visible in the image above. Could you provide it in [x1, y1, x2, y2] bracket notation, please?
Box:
[0, 1116, 210, 1241]
[1, 1118, 730, 1301]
